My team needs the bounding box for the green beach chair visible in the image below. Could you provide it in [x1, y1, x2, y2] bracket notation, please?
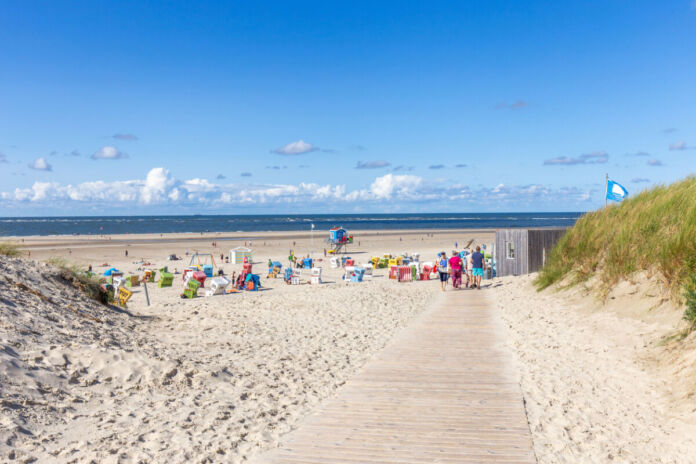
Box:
[183, 278, 201, 298]
[158, 271, 174, 288]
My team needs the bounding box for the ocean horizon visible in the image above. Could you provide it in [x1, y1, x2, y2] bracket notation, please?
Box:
[0, 213, 583, 237]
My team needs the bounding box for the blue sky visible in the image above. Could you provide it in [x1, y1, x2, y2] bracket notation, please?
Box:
[1, 0, 695, 215]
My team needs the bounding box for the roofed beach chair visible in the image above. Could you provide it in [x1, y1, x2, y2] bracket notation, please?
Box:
[205, 276, 230, 296]
[310, 267, 322, 284]
[183, 278, 201, 298]
[158, 271, 174, 288]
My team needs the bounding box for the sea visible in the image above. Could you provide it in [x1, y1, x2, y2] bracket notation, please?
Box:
[0, 213, 583, 237]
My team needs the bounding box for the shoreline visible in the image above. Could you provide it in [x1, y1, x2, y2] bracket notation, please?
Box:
[4, 228, 497, 250]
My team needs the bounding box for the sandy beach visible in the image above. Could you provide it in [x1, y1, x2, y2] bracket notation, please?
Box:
[2, 229, 493, 462]
[3, 229, 696, 462]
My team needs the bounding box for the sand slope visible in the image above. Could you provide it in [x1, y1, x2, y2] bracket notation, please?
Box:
[491, 274, 696, 463]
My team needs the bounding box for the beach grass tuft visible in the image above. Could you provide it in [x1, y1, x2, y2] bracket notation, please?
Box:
[0, 242, 21, 257]
[683, 266, 696, 331]
[47, 257, 109, 304]
[536, 176, 696, 328]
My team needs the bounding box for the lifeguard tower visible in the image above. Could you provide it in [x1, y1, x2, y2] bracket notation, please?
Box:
[327, 227, 353, 254]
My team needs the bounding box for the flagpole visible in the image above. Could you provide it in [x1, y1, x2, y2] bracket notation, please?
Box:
[605, 173, 608, 208]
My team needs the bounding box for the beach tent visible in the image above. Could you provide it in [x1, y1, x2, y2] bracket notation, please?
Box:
[230, 246, 253, 264]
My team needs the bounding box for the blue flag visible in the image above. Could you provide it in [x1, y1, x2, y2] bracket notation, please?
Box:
[606, 180, 628, 202]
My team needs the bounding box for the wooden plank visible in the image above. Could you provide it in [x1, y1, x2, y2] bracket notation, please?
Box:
[252, 290, 536, 463]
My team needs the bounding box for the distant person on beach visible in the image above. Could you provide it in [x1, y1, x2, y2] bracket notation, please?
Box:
[465, 250, 474, 288]
[449, 250, 463, 289]
[471, 246, 485, 289]
[124, 249, 128, 257]
[437, 252, 449, 291]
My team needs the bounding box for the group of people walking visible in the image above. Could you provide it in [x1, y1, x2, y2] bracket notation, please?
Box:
[437, 246, 486, 291]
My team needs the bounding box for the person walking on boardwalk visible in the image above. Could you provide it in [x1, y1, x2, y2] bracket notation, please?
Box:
[437, 252, 449, 291]
[471, 246, 486, 289]
[465, 250, 473, 288]
[448, 250, 463, 289]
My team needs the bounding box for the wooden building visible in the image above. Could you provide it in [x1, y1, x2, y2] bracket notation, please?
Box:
[495, 228, 568, 277]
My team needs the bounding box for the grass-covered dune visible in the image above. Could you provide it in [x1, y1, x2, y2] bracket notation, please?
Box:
[537, 177, 696, 326]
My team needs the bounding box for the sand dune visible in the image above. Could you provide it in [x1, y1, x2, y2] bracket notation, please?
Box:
[491, 274, 696, 463]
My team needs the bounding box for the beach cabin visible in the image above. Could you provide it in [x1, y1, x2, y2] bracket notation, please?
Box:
[495, 228, 568, 277]
[230, 246, 253, 264]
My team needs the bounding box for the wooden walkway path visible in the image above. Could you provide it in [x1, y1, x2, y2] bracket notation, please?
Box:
[254, 289, 536, 463]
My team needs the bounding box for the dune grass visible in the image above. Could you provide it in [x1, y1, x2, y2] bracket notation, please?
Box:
[0, 242, 21, 257]
[47, 257, 109, 304]
[536, 176, 696, 320]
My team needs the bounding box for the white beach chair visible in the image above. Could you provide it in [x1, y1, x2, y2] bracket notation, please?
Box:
[205, 276, 230, 296]
[291, 269, 302, 285]
[310, 267, 322, 285]
[343, 265, 355, 281]
[330, 257, 340, 269]
[362, 263, 373, 280]
[112, 276, 124, 294]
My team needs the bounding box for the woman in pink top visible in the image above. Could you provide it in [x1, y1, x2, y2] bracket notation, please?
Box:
[448, 251, 463, 289]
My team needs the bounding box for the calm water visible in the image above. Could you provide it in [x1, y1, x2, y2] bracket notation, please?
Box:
[0, 213, 583, 237]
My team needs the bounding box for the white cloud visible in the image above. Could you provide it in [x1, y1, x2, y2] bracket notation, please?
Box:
[355, 160, 391, 169]
[113, 133, 138, 141]
[544, 151, 608, 165]
[669, 141, 690, 151]
[272, 140, 319, 155]
[647, 159, 664, 167]
[28, 157, 52, 171]
[142, 167, 177, 204]
[91, 146, 128, 160]
[0, 152, 8, 163]
[368, 174, 422, 200]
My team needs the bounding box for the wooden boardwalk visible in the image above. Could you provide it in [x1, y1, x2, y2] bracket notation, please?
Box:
[254, 289, 536, 463]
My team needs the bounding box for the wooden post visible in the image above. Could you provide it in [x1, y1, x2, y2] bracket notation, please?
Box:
[143, 281, 150, 307]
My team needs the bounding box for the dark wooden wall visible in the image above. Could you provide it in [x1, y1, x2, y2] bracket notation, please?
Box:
[495, 228, 568, 276]
[526, 228, 568, 273]
[495, 229, 528, 276]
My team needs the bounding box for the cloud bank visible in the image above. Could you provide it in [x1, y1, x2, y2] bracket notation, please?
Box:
[0, 167, 595, 212]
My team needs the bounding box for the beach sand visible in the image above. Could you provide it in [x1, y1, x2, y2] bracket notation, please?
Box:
[2, 229, 493, 463]
[3, 229, 696, 462]
[490, 274, 696, 463]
